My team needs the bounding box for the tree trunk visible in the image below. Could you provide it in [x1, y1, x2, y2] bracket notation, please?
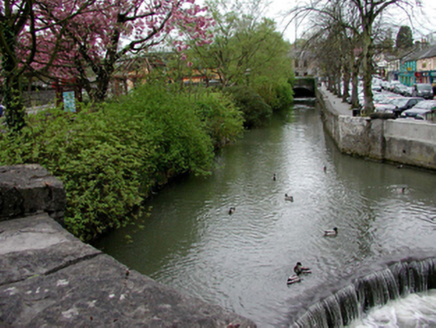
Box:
[361, 27, 374, 114]
[342, 66, 351, 103]
[350, 47, 361, 109]
[1, 23, 26, 132]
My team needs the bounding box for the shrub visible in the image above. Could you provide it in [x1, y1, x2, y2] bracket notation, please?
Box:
[192, 91, 244, 148]
[253, 76, 294, 110]
[223, 85, 272, 128]
[0, 83, 243, 242]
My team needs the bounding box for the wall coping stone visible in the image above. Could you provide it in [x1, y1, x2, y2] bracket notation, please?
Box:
[0, 165, 256, 327]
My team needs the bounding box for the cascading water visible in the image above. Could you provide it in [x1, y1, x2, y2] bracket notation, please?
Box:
[292, 258, 436, 327]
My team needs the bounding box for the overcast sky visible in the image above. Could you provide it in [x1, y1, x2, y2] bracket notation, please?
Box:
[264, 0, 436, 43]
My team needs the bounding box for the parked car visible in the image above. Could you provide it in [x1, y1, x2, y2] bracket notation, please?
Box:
[373, 94, 390, 103]
[380, 80, 390, 90]
[371, 83, 382, 92]
[412, 83, 434, 99]
[400, 100, 436, 119]
[374, 103, 397, 114]
[402, 86, 414, 97]
[389, 97, 424, 117]
[393, 83, 408, 95]
[388, 80, 402, 92]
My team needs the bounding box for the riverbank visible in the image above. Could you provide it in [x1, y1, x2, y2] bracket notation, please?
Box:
[0, 165, 256, 327]
[316, 87, 436, 171]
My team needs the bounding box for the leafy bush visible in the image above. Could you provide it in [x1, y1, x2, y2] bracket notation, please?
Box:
[223, 85, 272, 128]
[0, 83, 243, 242]
[192, 91, 244, 148]
[253, 76, 294, 110]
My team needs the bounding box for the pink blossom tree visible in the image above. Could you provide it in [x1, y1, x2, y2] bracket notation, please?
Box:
[0, 0, 96, 131]
[1, 0, 212, 131]
[33, 0, 213, 102]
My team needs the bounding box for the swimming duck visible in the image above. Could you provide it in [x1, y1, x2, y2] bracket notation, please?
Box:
[228, 207, 236, 215]
[285, 194, 294, 202]
[286, 275, 301, 285]
[324, 227, 338, 236]
[294, 262, 311, 275]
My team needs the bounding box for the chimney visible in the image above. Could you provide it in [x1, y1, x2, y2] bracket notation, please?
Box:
[421, 38, 429, 48]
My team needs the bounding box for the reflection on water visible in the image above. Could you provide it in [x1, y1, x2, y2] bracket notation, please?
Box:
[95, 101, 436, 327]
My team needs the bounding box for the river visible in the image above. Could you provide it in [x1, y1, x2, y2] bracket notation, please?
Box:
[95, 100, 436, 327]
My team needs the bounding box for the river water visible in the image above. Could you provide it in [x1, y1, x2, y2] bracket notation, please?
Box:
[95, 100, 436, 327]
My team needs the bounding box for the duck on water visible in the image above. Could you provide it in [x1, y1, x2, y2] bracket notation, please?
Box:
[324, 227, 338, 236]
[287, 262, 311, 284]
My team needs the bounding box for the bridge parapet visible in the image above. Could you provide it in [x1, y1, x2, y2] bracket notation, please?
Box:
[293, 77, 316, 98]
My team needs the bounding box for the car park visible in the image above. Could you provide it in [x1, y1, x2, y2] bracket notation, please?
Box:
[380, 81, 390, 90]
[400, 108, 432, 119]
[400, 100, 436, 120]
[412, 83, 434, 99]
[389, 97, 424, 117]
[388, 80, 402, 92]
[402, 86, 414, 97]
[393, 83, 408, 95]
[374, 103, 397, 114]
[371, 84, 382, 92]
[373, 94, 390, 103]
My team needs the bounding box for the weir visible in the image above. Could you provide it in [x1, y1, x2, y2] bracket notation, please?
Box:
[292, 258, 436, 327]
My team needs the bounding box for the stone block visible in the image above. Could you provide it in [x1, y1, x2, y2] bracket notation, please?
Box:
[0, 165, 66, 222]
[0, 214, 256, 327]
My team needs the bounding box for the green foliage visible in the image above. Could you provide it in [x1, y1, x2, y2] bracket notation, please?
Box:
[395, 26, 413, 51]
[224, 85, 272, 128]
[0, 83, 243, 242]
[186, 3, 294, 107]
[192, 91, 244, 148]
[253, 76, 294, 110]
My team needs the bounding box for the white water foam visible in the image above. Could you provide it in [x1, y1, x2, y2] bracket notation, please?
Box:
[348, 289, 436, 327]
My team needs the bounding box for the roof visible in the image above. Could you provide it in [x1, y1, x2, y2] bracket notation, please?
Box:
[403, 45, 436, 62]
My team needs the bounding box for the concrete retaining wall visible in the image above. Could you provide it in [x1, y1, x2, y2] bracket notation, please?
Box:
[317, 90, 436, 170]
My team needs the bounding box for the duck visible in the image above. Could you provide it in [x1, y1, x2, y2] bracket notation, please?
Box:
[324, 227, 338, 236]
[294, 262, 311, 275]
[228, 207, 236, 215]
[285, 194, 294, 202]
[286, 274, 301, 285]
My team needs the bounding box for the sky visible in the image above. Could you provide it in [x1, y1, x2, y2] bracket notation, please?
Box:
[263, 0, 436, 43]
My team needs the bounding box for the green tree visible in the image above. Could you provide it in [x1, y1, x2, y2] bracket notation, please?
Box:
[395, 26, 413, 51]
[188, 0, 294, 109]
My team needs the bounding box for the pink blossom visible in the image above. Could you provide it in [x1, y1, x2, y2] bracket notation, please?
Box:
[14, 0, 215, 91]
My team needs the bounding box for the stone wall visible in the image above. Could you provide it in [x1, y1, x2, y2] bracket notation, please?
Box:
[0, 164, 66, 222]
[0, 165, 256, 327]
[317, 90, 436, 170]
